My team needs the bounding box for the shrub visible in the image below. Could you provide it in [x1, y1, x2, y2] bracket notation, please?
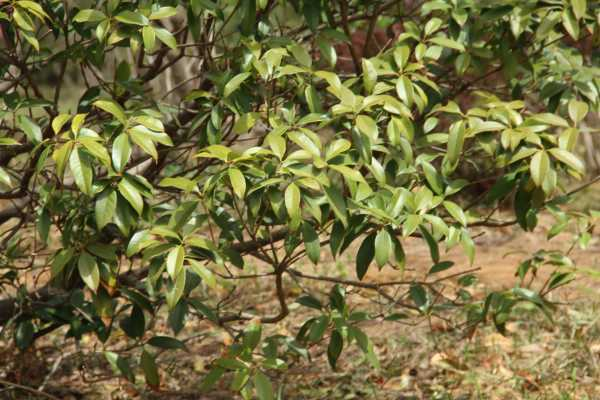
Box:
[0, 0, 599, 396]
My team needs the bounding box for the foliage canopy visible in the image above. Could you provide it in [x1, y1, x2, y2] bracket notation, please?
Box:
[1, 0, 600, 396]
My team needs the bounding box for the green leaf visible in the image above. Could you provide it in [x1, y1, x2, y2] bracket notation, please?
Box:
[147, 336, 187, 350]
[403, 214, 421, 237]
[302, 222, 320, 264]
[118, 177, 144, 214]
[393, 46, 410, 70]
[243, 320, 262, 350]
[356, 233, 375, 280]
[95, 189, 117, 229]
[305, 85, 322, 113]
[562, 8, 579, 39]
[105, 352, 136, 383]
[240, 0, 257, 36]
[410, 284, 428, 310]
[79, 137, 110, 166]
[15, 321, 34, 350]
[115, 10, 148, 26]
[0, 167, 12, 188]
[51, 248, 74, 277]
[71, 114, 87, 135]
[296, 294, 322, 310]
[129, 124, 173, 145]
[150, 7, 178, 20]
[69, 147, 93, 195]
[94, 100, 127, 125]
[142, 26, 156, 52]
[288, 130, 321, 157]
[254, 371, 274, 400]
[396, 75, 414, 106]
[74, 9, 106, 23]
[224, 72, 251, 97]
[154, 27, 177, 49]
[0, 138, 20, 146]
[112, 133, 131, 172]
[532, 113, 570, 128]
[329, 164, 366, 184]
[444, 120, 465, 173]
[169, 201, 198, 231]
[232, 112, 258, 134]
[188, 259, 217, 289]
[429, 261, 455, 274]
[78, 251, 99, 292]
[96, 19, 110, 41]
[356, 115, 378, 140]
[422, 161, 444, 195]
[159, 177, 196, 192]
[166, 245, 185, 280]
[548, 148, 585, 174]
[419, 226, 439, 263]
[129, 127, 158, 160]
[530, 150, 550, 187]
[140, 350, 160, 387]
[362, 58, 377, 93]
[228, 167, 246, 199]
[572, 0, 586, 20]
[324, 186, 348, 227]
[20, 29, 39, 51]
[443, 200, 467, 226]
[13, 8, 34, 31]
[199, 367, 225, 392]
[289, 44, 312, 67]
[17, 115, 42, 143]
[461, 230, 475, 266]
[166, 268, 186, 309]
[327, 330, 344, 369]
[52, 114, 71, 134]
[568, 99, 588, 123]
[126, 230, 152, 257]
[429, 36, 465, 51]
[17, 1, 49, 19]
[374, 229, 392, 267]
[284, 183, 301, 227]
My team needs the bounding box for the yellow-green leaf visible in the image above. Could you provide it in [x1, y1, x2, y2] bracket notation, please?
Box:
[442, 200, 467, 226]
[154, 27, 177, 49]
[95, 189, 117, 229]
[224, 72, 251, 97]
[228, 167, 246, 199]
[166, 245, 185, 279]
[69, 147, 93, 195]
[568, 99, 588, 123]
[78, 251, 99, 292]
[285, 182, 301, 226]
[548, 148, 585, 174]
[572, 0, 586, 20]
[118, 177, 144, 214]
[52, 114, 71, 135]
[94, 100, 127, 125]
[530, 150, 550, 187]
[374, 229, 392, 267]
[142, 26, 156, 52]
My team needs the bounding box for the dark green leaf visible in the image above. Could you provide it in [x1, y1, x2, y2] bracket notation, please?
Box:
[356, 233, 375, 280]
[148, 336, 187, 351]
[327, 330, 343, 369]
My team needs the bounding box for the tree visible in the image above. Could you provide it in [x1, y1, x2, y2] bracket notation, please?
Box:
[0, 0, 599, 396]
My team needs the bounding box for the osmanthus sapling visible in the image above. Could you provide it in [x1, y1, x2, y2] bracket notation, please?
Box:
[0, 0, 599, 396]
